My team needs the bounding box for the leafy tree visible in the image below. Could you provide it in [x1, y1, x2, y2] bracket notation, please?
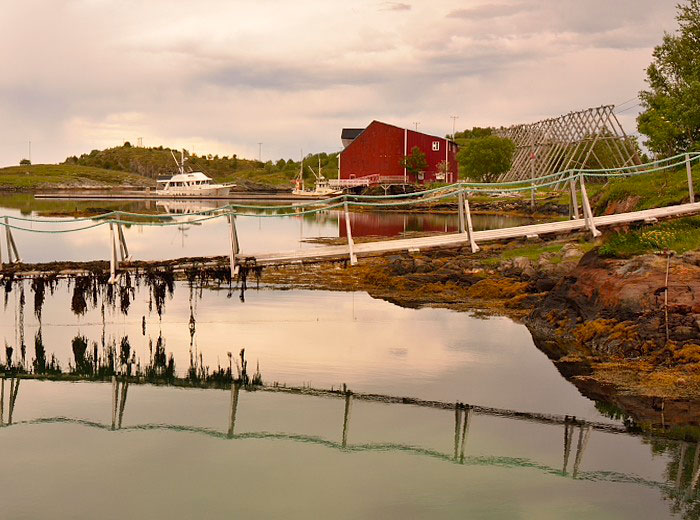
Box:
[400, 146, 428, 176]
[638, 0, 700, 155]
[453, 127, 492, 140]
[457, 136, 515, 182]
[19, 158, 31, 165]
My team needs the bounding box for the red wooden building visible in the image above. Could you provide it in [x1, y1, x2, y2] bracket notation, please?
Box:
[338, 121, 459, 185]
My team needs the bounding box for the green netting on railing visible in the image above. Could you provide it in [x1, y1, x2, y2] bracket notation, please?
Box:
[0, 152, 698, 233]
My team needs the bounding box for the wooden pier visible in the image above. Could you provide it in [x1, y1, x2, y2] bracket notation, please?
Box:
[243, 200, 700, 267]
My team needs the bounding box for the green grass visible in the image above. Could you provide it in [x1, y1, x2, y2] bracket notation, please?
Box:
[599, 217, 700, 258]
[215, 168, 298, 189]
[481, 241, 595, 266]
[0, 164, 152, 189]
[593, 163, 699, 213]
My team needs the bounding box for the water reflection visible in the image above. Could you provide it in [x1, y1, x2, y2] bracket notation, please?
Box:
[339, 211, 533, 238]
[0, 276, 609, 421]
[2, 377, 700, 518]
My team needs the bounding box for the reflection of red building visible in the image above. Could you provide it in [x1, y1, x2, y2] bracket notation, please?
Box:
[339, 212, 457, 238]
[339, 121, 459, 184]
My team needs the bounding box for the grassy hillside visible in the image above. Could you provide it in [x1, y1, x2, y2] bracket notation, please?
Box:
[592, 162, 700, 213]
[0, 164, 153, 190]
[67, 144, 340, 190]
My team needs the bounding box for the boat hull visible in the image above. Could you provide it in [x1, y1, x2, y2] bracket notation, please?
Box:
[155, 186, 231, 197]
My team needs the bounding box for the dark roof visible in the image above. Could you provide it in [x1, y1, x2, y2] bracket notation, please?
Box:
[341, 128, 365, 140]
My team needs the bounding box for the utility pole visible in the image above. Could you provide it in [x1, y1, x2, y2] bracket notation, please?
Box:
[28, 139, 31, 164]
[530, 148, 536, 209]
[413, 122, 420, 131]
[258, 142, 263, 162]
[450, 116, 459, 138]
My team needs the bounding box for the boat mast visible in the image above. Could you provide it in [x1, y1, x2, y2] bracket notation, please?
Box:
[299, 149, 304, 191]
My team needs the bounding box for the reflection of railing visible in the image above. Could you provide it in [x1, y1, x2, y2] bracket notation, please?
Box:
[3, 378, 698, 502]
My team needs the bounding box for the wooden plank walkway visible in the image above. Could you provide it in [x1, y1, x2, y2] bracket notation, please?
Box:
[243, 201, 700, 266]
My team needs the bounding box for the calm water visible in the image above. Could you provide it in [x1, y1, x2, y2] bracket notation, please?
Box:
[0, 194, 532, 262]
[1, 379, 698, 519]
[0, 194, 692, 518]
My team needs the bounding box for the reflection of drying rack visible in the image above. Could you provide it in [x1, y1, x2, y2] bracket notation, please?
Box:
[2, 376, 692, 495]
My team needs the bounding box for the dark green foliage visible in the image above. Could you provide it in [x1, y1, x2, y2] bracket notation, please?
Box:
[400, 146, 428, 176]
[456, 136, 515, 182]
[147, 335, 175, 383]
[62, 145, 338, 190]
[19, 158, 31, 166]
[638, 0, 700, 155]
[71, 335, 92, 375]
[33, 330, 60, 375]
[453, 127, 492, 140]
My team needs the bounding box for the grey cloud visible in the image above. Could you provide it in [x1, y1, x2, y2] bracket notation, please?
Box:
[379, 2, 411, 11]
[0, 0, 680, 166]
[447, 3, 526, 20]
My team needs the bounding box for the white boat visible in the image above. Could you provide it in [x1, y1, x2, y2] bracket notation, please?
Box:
[156, 150, 235, 197]
[292, 176, 342, 197]
[291, 153, 342, 198]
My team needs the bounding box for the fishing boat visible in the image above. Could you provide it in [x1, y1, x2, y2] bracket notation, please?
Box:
[291, 154, 342, 198]
[156, 150, 235, 197]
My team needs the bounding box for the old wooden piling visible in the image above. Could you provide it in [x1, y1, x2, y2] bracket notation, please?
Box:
[228, 382, 240, 438]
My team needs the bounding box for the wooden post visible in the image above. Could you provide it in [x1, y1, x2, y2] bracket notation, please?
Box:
[457, 191, 466, 233]
[686, 153, 695, 203]
[117, 378, 129, 430]
[341, 390, 352, 448]
[459, 405, 471, 463]
[690, 441, 700, 491]
[343, 202, 357, 265]
[111, 375, 118, 430]
[228, 382, 240, 438]
[453, 403, 462, 460]
[463, 193, 480, 253]
[579, 174, 601, 238]
[4, 217, 20, 263]
[108, 223, 119, 284]
[0, 376, 4, 426]
[562, 419, 574, 473]
[569, 176, 580, 220]
[228, 214, 240, 278]
[676, 442, 688, 490]
[572, 425, 591, 478]
[116, 224, 130, 262]
[8, 376, 19, 425]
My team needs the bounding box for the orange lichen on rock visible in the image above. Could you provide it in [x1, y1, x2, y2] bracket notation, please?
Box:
[466, 277, 529, 299]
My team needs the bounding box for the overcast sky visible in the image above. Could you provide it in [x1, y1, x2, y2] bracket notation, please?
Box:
[0, 0, 679, 167]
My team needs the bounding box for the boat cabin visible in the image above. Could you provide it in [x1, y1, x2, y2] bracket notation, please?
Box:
[157, 172, 214, 190]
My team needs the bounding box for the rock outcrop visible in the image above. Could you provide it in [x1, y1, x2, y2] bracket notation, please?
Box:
[527, 250, 700, 360]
